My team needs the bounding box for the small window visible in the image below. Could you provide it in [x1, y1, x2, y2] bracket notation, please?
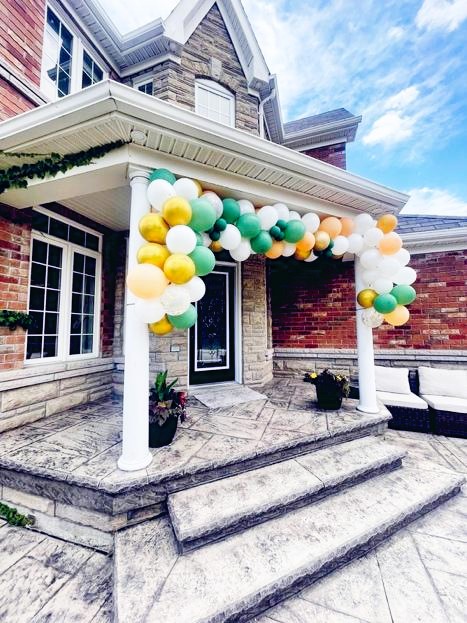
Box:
[41, 7, 74, 98]
[137, 81, 153, 95]
[82, 50, 104, 88]
[195, 79, 235, 127]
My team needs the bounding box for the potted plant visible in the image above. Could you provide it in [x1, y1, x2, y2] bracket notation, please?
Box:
[149, 371, 187, 448]
[304, 369, 350, 410]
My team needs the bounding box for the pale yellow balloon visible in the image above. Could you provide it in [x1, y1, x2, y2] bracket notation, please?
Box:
[126, 264, 168, 299]
[137, 243, 170, 269]
[149, 315, 173, 335]
[265, 241, 285, 259]
[319, 216, 342, 239]
[296, 232, 315, 252]
[340, 217, 354, 237]
[162, 196, 192, 227]
[314, 230, 331, 251]
[377, 213, 398, 234]
[384, 305, 410, 326]
[163, 253, 196, 284]
[378, 232, 402, 255]
[139, 213, 169, 244]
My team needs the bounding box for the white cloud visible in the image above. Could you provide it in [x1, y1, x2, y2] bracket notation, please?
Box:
[403, 187, 467, 215]
[385, 86, 419, 110]
[96, 0, 179, 33]
[363, 111, 416, 147]
[387, 26, 406, 40]
[416, 0, 467, 32]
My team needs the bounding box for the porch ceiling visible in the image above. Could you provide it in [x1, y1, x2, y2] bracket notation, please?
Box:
[0, 81, 408, 221]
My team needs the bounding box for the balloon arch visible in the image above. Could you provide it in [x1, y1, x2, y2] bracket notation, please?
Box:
[127, 168, 417, 334]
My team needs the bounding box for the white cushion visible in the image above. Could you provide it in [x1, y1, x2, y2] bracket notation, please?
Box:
[420, 394, 467, 415]
[374, 366, 411, 394]
[418, 366, 467, 400]
[377, 391, 428, 409]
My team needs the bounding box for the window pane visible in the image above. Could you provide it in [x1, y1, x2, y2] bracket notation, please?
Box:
[68, 251, 97, 356]
[29, 287, 45, 310]
[47, 267, 61, 290]
[31, 263, 46, 287]
[30, 311, 44, 334]
[85, 233, 99, 251]
[47, 8, 60, 34]
[27, 336, 43, 360]
[72, 272, 83, 293]
[70, 335, 81, 355]
[46, 290, 59, 311]
[84, 276, 95, 295]
[82, 72, 92, 88]
[70, 226, 85, 247]
[32, 240, 47, 264]
[44, 313, 59, 335]
[72, 293, 82, 313]
[85, 256, 96, 275]
[49, 218, 68, 240]
[83, 295, 94, 314]
[73, 253, 84, 272]
[70, 314, 82, 334]
[82, 334, 93, 354]
[43, 336, 58, 358]
[32, 212, 49, 233]
[83, 315, 93, 333]
[48, 245, 62, 267]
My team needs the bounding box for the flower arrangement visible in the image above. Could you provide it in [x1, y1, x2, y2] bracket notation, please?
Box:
[304, 369, 350, 409]
[149, 371, 187, 427]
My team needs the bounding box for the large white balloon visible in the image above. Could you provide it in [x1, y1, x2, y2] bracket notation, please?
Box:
[372, 277, 394, 294]
[166, 225, 197, 254]
[360, 248, 382, 269]
[363, 227, 384, 247]
[347, 233, 364, 255]
[304, 252, 318, 262]
[377, 257, 400, 278]
[160, 284, 191, 316]
[301, 212, 320, 233]
[147, 179, 176, 212]
[185, 276, 206, 302]
[135, 298, 165, 323]
[201, 191, 223, 218]
[394, 266, 417, 285]
[238, 199, 255, 215]
[288, 210, 301, 221]
[257, 205, 278, 229]
[394, 247, 411, 266]
[354, 213, 375, 234]
[173, 178, 199, 201]
[282, 243, 296, 257]
[220, 224, 242, 250]
[274, 203, 290, 222]
[331, 235, 350, 256]
[230, 239, 252, 262]
[362, 269, 378, 287]
[361, 308, 384, 328]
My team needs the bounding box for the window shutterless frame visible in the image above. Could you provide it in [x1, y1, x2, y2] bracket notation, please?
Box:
[195, 79, 236, 127]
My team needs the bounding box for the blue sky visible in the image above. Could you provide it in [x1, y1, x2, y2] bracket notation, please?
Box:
[98, 0, 467, 216]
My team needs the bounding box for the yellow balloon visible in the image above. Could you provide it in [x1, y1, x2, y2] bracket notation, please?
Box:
[139, 213, 169, 244]
[378, 232, 402, 255]
[377, 213, 398, 234]
[294, 248, 310, 261]
[149, 315, 173, 335]
[210, 240, 223, 253]
[137, 243, 170, 269]
[314, 230, 331, 251]
[296, 232, 315, 252]
[319, 216, 342, 239]
[340, 217, 354, 237]
[384, 305, 410, 326]
[265, 241, 285, 259]
[162, 196, 192, 226]
[126, 264, 168, 299]
[163, 253, 195, 284]
[357, 288, 377, 308]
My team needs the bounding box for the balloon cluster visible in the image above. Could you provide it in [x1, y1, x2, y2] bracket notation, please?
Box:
[126, 169, 416, 334]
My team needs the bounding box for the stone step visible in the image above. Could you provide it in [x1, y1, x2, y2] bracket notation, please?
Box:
[114, 467, 463, 623]
[168, 437, 406, 552]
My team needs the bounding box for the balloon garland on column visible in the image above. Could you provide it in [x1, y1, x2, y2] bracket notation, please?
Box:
[126, 168, 417, 334]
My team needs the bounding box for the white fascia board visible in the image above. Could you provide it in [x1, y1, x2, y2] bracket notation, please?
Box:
[401, 228, 467, 254]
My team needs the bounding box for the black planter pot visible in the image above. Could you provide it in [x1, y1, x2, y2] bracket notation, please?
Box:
[149, 416, 178, 448]
[316, 385, 343, 410]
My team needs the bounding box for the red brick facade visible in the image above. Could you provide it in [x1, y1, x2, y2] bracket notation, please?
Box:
[271, 250, 467, 351]
[305, 143, 347, 169]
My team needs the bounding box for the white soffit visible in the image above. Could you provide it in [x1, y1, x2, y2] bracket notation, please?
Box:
[61, 186, 131, 230]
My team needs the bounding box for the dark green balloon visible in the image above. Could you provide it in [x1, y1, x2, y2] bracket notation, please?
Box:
[189, 198, 217, 233]
[324, 248, 334, 258]
[327, 240, 334, 249]
[269, 225, 281, 240]
[275, 231, 285, 241]
[189, 247, 216, 276]
[284, 220, 306, 243]
[222, 198, 241, 224]
[251, 231, 273, 254]
[149, 168, 176, 184]
[276, 219, 288, 231]
[210, 230, 221, 241]
[168, 305, 197, 329]
[237, 213, 261, 238]
[214, 218, 227, 232]
[391, 285, 416, 305]
[374, 293, 398, 314]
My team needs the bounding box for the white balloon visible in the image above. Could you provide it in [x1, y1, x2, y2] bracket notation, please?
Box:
[185, 276, 206, 302]
[135, 298, 165, 323]
[257, 205, 278, 230]
[282, 243, 296, 257]
[201, 191, 223, 218]
[274, 203, 290, 222]
[289, 210, 301, 221]
[220, 224, 242, 250]
[146, 179, 176, 212]
[394, 266, 417, 285]
[238, 199, 255, 215]
[200, 232, 211, 247]
[331, 235, 350, 256]
[377, 257, 400, 278]
[165, 225, 197, 254]
[372, 277, 394, 294]
[361, 308, 384, 328]
[230, 239, 251, 262]
[301, 212, 320, 233]
[160, 284, 191, 316]
[347, 233, 364, 255]
[360, 248, 382, 269]
[304, 252, 318, 262]
[394, 247, 411, 266]
[362, 269, 378, 287]
[354, 213, 375, 234]
[363, 227, 384, 247]
[173, 178, 199, 201]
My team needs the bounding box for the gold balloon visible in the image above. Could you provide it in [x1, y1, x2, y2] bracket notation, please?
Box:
[314, 230, 331, 251]
[137, 243, 170, 268]
[384, 305, 410, 326]
[163, 253, 196, 284]
[319, 216, 342, 238]
[210, 240, 223, 253]
[294, 248, 310, 261]
[126, 264, 168, 299]
[377, 213, 398, 234]
[357, 288, 377, 309]
[265, 241, 285, 259]
[296, 232, 315, 252]
[162, 196, 192, 227]
[149, 315, 173, 335]
[139, 213, 169, 244]
[193, 179, 203, 196]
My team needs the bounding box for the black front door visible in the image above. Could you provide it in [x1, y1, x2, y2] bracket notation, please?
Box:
[189, 263, 236, 385]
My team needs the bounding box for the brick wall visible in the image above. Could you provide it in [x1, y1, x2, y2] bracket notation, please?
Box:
[304, 143, 346, 169]
[0, 78, 36, 119]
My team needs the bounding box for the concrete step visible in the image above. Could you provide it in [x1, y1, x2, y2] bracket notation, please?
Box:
[114, 467, 463, 623]
[168, 437, 405, 552]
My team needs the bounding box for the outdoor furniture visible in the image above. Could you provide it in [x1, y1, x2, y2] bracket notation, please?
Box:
[418, 366, 467, 439]
[375, 366, 430, 433]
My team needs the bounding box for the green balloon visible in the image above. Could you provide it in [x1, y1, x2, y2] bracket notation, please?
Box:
[391, 284, 416, 305]
[276, 219, 288, 231]
[237, 213, 261, 238]
[195, 232, 204, 246]
[284, 219, 306, 243]
[189, 198, 217, 233]
[276, 231, 285, 241]
[168, 304, 197, 329]
[374, 293, 398, 314]
[210, 230, 220, 241]
[251, 231, 273, 254]
[324, 248, 334, 258]
[222, 198, 241, 224]
[149, 168, 176, 184]
[214, 218, 227, 232]
[269, 225, 281, 240]
[189, 247, 216, 276]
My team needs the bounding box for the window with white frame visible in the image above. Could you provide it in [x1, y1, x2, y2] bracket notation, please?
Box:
[136, 80, 153, 95]
[26, 210, 102, 362]
[195, 79, 235, 127]
[82, 50, 104, 88]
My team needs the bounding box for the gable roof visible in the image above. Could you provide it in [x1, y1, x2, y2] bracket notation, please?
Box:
[397, 214, 467, 233]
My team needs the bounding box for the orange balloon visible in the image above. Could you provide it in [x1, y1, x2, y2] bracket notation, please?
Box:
[126, 264, 168, 299]
[296, 232, 315, 252]
[294, 248, 310, 261]
[384, 305, 410, 326]
[340, 217, 354, 237]
[378, 232, 402, 255]
[319, 216, 342, 239]
[377, 213, 398, 234]
[265, 241, 285, 259]
[314, 230, 331, 251]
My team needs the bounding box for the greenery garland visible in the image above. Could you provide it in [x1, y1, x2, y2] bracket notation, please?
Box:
[0, 140, 126, 194]
[0, 502, 34, 527]
[0, 310, 34, 331]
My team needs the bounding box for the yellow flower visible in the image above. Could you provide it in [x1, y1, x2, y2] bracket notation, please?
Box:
[310, 372, 318, 379]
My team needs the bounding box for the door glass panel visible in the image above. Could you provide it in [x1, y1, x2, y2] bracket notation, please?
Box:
[68, 251, 96, 355]
[195, 272, 228, 370]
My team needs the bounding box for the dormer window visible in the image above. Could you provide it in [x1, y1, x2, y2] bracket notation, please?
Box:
[195, 79, 235, 127]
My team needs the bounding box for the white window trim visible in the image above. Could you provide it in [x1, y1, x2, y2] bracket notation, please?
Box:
[195, 79, 236, 127]
[25, 211, 103, 365]
[133, 75, 154, 94]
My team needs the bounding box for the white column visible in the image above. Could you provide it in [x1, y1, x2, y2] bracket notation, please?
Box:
[118, 171, 153, 472]
[354, 257, 379, 414]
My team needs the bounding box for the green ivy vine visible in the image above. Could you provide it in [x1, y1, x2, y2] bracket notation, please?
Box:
[0, 502, 34, 527]
[0, 310, 35, 331]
